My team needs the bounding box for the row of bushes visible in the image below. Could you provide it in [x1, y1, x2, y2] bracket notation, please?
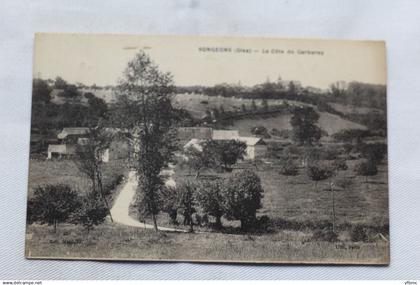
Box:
[27, 174, 125, 232]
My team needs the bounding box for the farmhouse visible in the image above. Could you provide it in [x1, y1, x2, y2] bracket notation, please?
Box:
[47, 127, 129, 162]
[181, 127, 267, 160]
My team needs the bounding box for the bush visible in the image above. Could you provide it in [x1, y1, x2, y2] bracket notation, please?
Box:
[279, 157, 299, 176]
[333, 159, 348, 171]
[27, 184, 81, 232]
[222, 170, 264, 231]
[251, 126, 271, 139]
[75, 193, 108, 232]
[351, 225, 369, 242]
[355, 160, 378, 181]
[195, 180, 225, 229]
[312, 228, 338, 242]
[306, 164, 333, 187]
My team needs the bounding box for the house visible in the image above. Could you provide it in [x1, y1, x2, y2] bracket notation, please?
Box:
[57, 127, 89, 143]
[212, 130, 240, 140]
[47, 144, 76, 159]
[235, 137, 267, 160]
[47, 127, 129, 162]
[177, 127, 212, 142]
[181, 127, 267, 160]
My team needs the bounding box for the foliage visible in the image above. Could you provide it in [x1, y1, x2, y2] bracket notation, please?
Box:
[175, 181, 197, 232]
[74, 125, 114, 221]
[111, 50, 176, 231]
[351, 225, 369, 242]
[306, 164, 333, 186]
[160, 186, 179, 225]
[27, 184, 81, 232]
[222, 170, 264, 230]
[279, 156, 299, 176]
[195, 179, 225, 229]
[312, 228, 338, 242]
[332, 129, 372, 143]
[355, 160, 378, 180]
[290, 106, 321, 145]
[183, 142, 218, 179]
[332, 159, 348, 171]
[33, 79, 52, 103]
[74, 192, 108, 232]
[206, 139, 247, 170]
[250, 126, 271, 139]
[357, 143, 387, 163]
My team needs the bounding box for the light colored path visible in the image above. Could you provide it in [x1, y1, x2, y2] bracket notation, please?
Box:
[110, 169, 186, 232]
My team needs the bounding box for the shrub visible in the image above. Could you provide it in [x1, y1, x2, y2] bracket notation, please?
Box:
[306, 164, 333, 188]
[351, 225, 369, 242]
[279, 157, 299, 176]
[75, 193, 108, 232]
[355, 160, 378, 182]
[251, 126, 271, 139]
[222, 170, 264, 231]
[333, 159, 348, 171]
[27, 184, 81, 232]
[312, 228, 338, 242]
[195, 180, 225, 229]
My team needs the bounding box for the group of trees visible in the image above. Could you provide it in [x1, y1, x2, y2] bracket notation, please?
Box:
[28, 126, 123, 232]
[183, 139, 247, 178]
[31, 77, 109, 136]
[27, 183, 109, 233]
[161, 170, 263, 232]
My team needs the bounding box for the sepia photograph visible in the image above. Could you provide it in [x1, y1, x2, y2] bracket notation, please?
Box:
[25, 34, 389, 264]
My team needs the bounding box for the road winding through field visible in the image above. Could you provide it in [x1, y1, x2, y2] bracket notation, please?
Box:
[110, 164, 185, 232]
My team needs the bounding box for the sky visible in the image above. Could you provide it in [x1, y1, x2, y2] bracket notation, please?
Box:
[33, 33, 387, 89]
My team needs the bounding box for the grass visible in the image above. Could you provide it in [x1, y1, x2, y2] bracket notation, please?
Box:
[26, 146, 389, 263]
[26, 223, 388, 264]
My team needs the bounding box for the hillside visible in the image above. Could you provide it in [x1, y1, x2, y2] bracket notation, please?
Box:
[173, 93, 367, 136]
[173, 93, 312, 119]
[224, 112, 366, 137]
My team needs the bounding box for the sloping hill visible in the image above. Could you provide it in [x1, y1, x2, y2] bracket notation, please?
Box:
[225, 112, 366, 137]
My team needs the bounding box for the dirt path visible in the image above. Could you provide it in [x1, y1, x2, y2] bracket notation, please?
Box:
[110, 168, 185, 232]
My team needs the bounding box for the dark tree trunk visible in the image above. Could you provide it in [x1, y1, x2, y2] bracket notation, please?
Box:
[97, 172, 113, 222]
[215, 215, 222, 229]
[152, 213, 158, 232]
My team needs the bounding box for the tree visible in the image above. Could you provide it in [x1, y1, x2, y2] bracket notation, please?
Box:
[32, 79, 51, 103]
[279, 156, 299, 177]
[222, 170, 264, 230]
[54, 76, 68, 89]
[251, 99, 258, 112]
[207, 140, 247, 170]
[160, 186, 179, 225]
[27, 184, 80, 232]
[290, 106, 321, 145]
[357, 143, 387, 164]
[355, 160, 378, 182]
[262, 98, 269, 112]
[111, 50, 176, 232]
[329, 81, 347, 97]
[251, 126, 271, 139]
[183, 142, 217, 179]
[195, 179, 225, 229]
[75, 192, 108, 232]
[306, 164, 333, 190]
[74, 125, 113, 222]
[176, 181, 197, 232]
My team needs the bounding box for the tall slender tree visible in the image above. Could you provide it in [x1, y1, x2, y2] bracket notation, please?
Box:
[74, 124, 113, 222]
[111, 51, 177, 232]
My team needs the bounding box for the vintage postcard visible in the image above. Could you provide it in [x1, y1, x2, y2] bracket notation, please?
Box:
[26, 34, 389, 264]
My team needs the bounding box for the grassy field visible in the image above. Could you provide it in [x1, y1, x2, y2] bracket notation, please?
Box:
[173, 93, 312, 119]
[26, 143, 388, 263]
[26, 223, 388, 264]
[225, 112, 366, 137]
[27, 158, 129, 202]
